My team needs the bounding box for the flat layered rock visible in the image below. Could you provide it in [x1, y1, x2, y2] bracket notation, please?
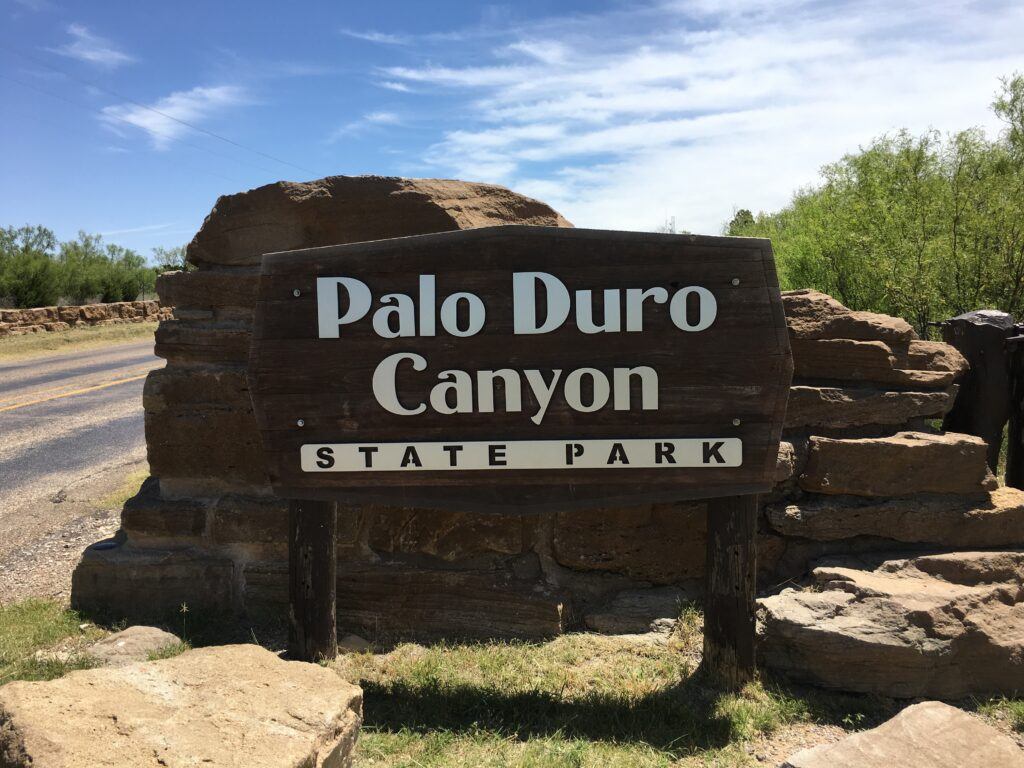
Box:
[799, 431, 997, 496]
[0, 644, 362, 768]
[790, 339, 958, 388]
[553, 502, 706, 583]
[243, 562, 571, 640]
[759, 551, 1024, 698]
[784, 385, 955, 428]
[584, 586, 686, 634]
[187, 175, 572, 267]
[767, 486, 1024, 546]
[783, 701, 1024, 768]
[782, 289, 916, 343]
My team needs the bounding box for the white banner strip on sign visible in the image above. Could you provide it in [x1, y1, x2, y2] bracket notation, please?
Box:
[300, 438, 741, 473]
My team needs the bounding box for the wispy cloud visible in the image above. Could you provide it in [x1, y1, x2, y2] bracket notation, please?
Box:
[340, 28, 408, 45]
[99, 222, 176, 236]
[100, 85, 249, 150]
[378, 0, 1024, 233]
[377, 80, 414, 93]
[49, 23, 134, 68]
[328, 110, 402, 142]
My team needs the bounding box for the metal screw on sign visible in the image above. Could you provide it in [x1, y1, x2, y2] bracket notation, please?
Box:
[731, 278, 740, 286]
[296, 419, 305, 427]
[293, 289, 302, 297]
[732, 418, 741, 426]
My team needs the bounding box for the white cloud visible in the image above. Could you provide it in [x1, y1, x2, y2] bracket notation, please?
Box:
[377, 80, 413, 92]
[49, 23, 134, 68]
[100, 85, 249, 150]
[341, 28, 408, 45]
[506, 40, 570, 64]
[328, 111, 402, 142]
[379, 0, 1024, 233]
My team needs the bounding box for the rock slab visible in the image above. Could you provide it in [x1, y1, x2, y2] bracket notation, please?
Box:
[86, 625, 182, 666]
[0, 644, 362, 767]
[783, 701, 1024, 768]
[799, 431, 996, 496]
[767, 486, 1024, 547]
[759, 551, 1024, 699]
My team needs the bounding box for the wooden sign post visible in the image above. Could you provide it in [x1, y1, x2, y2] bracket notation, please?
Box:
[247, 226, 792, 681]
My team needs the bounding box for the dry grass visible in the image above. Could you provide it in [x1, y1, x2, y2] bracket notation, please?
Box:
[0, 322, 156, 361]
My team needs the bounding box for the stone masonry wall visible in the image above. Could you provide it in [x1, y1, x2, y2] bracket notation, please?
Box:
[0, 300, 170, 337]
[71, 175, 1024, 640]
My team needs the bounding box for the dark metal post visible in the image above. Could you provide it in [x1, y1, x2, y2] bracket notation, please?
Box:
[940, 310, 1015, 471]
[288, 498, 338, 662]
[1007, 330, 1024, 489]
[703, 494, 758, 689]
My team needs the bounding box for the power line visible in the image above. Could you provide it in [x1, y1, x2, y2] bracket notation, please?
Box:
[0, 73, 254, 185]
[0, 42, 319, 177]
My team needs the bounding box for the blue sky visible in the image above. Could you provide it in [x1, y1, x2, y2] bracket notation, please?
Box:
[2, 0, 1023, 260]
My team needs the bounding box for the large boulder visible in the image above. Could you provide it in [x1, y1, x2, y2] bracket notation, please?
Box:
[0, 644, 362, 767]
[767, 486, 1024, 547]
[799, 431, 997, 496]
[782, 289, 916, 342]
[759, 551, 1024, 698]
[783, 701, 1024, 768]
[185, 175, 572, 267]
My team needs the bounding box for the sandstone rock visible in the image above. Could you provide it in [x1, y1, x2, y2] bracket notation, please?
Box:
[156, 269, 260, 309]
[86, 626, 182, 666]
[584, 586, 687, 634]
[145, 402, 267, 484]
[368, 507, 526, 561]
[791, 339, 956, 388]
[783, 701, 1024, 768]
[905, 339, 968, 374]
[154, 321, 251, 363]
[759, 550, 1024, 698]
[768, 486, 1024, 546]
[782, 289, 916, 342]
[243, 562, 570, 639]
[338, 634, 372, 653]
[0, 644, 362, 768]
[187, 175, 571, 267]
[72, 544, 236, 618]
[799, 431, 997, 496]
[122, 477, 206, 543]
[554, 503, 706, 584]
[785, 385, 956, 428]
[143, 365, 251, 413]
[774, 441, 797, 482]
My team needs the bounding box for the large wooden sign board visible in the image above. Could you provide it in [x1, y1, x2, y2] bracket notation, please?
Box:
[248, 226, 792, 513]
[247, 225, 793, 680]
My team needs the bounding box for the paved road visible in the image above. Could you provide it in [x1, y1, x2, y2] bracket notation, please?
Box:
[0, 340, 163, 570]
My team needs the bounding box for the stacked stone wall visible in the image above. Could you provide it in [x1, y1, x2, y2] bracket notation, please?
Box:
[71, 175, 1023, 640]
[0, 300, 170, 337]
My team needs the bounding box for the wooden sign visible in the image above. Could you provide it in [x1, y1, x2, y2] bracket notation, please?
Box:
[248, 226, 792, 513]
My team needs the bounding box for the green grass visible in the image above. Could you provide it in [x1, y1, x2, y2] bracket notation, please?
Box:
[0, 321, 157, 360]
[0, 600, 104, 684]
[336, 631, 894, 767]
[978, 697, 1024, 732]
[0, 599, 896, 766]
[146, 640, 192, 661]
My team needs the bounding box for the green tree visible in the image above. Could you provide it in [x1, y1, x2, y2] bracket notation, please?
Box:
[731, 75, 1024, 334]
[152, 245, 191, 272]
[0, 226, 60, 308]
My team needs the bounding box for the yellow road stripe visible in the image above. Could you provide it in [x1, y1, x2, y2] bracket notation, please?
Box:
[0, 364, 159, 408]
[0, 372, 150, 413]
